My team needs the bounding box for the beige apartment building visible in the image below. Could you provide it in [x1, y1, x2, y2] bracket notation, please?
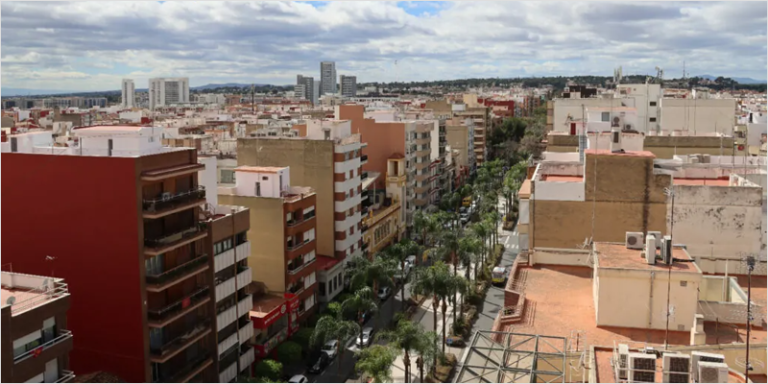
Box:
[236, 120, 363, 302]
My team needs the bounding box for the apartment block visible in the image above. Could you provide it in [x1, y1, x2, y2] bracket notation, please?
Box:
[320, 62, 337, 95]
[2, 126, 220, 382]
[455, 107, 490, 166]
[236, 120, 363, 302]
[340, 75, 357, 98]
[218, 166, 318, 324]
[122, 79, 136, 109]
[150, 77, 191, 110]
[446, 119, 475, 173]
[2, 272, 74, 383]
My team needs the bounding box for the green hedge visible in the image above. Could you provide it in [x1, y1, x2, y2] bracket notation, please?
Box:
[253, 359, 283, 381]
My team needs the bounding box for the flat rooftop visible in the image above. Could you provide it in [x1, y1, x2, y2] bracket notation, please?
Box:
[595, 243, 699, 273]
[235, 165, 285, 174]
[1, 272, 67, 314]
[541, 175, 582, 183]
[585, 149, 656, 158]
[673, 178, 731, 186]
[75, 125, 143, 132]
[250, 294, 286, 318]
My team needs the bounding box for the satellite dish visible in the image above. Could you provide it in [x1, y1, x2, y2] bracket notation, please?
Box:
[6, 296, 16, 305]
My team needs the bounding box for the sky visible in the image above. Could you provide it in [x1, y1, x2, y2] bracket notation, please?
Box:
[1, 1, 766, 93]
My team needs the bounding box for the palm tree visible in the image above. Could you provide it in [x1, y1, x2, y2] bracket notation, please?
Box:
[311, 306, 360, 376]
[415, 331, 440, 382]
[377, 319, 432, 383]
[470, 222, 490, 269]
[355, 344, 397, 383]
[458, 235, 482, 281]
[436, 228, 462, 326]
[341, 287, 378, 349]
[412, 211, 433, 258]
[382, 239, 422, 310]
[410, 262, 452, 364]
[348, 255, 397, 305]
[447, 273, 470, 325]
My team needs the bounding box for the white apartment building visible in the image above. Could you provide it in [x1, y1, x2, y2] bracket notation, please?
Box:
[149, 77, 190, 110]
[320, 62, 337, 95]
[121, 79, 135, 108]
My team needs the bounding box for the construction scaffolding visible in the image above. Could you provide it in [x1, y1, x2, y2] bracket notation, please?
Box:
[454, 330, 567, 383]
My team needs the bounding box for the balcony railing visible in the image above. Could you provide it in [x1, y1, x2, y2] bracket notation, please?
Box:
[150, 319, 211, 358]
[287, 283, 305, 296]
[286, 238, 312, 252]
[287, 211, 315, 227]
[144, 224, 207, 250]
[147, 287, 209, 323]
[143, 186, 206, 214]
[55, 370, 75, 383]
[287, 257, 316, 275]
[164, 353, 211, 383]
[146, 254, 208, 287]
[361, 155, 368, 163]
[14, 330, 73, 363]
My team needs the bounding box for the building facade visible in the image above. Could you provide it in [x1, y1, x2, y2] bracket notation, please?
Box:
[340, 75, 357, 98]
[320, 62, 337, 95]
[149, 78, 190, 110]
[2, 272, 74, 383]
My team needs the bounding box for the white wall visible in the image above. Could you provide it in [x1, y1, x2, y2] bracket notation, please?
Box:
[234, 167, 290, 198]
[660, 98, 737, 136]
[586, 133, 644, 152]
[198, 156, 218, 206]
[553, 98, 636, 134]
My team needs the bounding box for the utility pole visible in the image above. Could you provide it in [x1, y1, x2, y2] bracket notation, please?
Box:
[744, 256, 755, 382]
[250, 84, 255, 114]
[663, 187, 675, 350]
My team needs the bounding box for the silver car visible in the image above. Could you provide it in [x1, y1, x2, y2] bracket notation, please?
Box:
[357, 327, 375, 347]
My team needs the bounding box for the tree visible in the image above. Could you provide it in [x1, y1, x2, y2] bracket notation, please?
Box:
[290, 328, 315, 355]
[415, 331, 441, 382]
[411, 261, 452, 355]
[348, 255, 397, 305]
[341, 287, 378, 349]
[311, 311, 360, 375]
[458, 235, 482, 281]
[382, 239, 422, 310]
[436, 228, 462, 326]
[413, 211, 440, 261]
[253, 359, 283, 382]
[276, 341, 302, 365]
[377, 319, 433, 383]
[470, 222, 490, 269]
[355, 345, 398, 383]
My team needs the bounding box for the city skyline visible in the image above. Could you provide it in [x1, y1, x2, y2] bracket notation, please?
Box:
[1, 1, 766, 93]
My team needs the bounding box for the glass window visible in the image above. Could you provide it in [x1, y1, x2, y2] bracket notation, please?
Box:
[601, 112, 610, 122]
[319, 282, 326, 296]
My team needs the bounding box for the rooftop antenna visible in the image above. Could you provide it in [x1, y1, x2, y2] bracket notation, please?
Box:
[250, 84, 255, 114]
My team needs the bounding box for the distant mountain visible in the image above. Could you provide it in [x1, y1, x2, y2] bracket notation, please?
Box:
[191, 83, 270, 90]
[695, 75, 766, 84]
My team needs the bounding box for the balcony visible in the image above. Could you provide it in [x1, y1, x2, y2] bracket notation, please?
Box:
[235, 241, 250, 263]
[146, 254, 209, 293]
[141, 163, 205, 182]
[216, 276, 236, 303]
[217, 305, 238, 332]
[143, 187, 206, 219]
[150, 320, 211, 363]
[240, 348, 255, 372]
[237, 294, 252, 318]
[163, 353, 212, 383]
[144, 224, 207, 256]
[361, 171, 369, 180]
[253, 328, 288, 358]
[55, 370, 75, 383]
[14, 330, 73, 364]
[287, 283, 305, 297]
[287, 256, 316, 276]
[361, 155, 368, 164]
[287, 211, 316, 228]
[238, 319, 254, 345]
[219, 361, 237, 384]
[286, 238, 314, 256]
[236, 266, 251, 290]
[218, 332, 239, 357]
[148, 287, 210, 328]
[214, 250, 235, 274]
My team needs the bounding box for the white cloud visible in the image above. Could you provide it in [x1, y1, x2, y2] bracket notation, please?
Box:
[1, 1, 765, 92]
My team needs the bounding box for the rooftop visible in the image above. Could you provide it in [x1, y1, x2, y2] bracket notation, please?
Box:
[315, 255, 341, 271]
[249, 294, 286, 319]
[75, 125, 143, 132]
[235, 165, 285, 174]
[540, 175, 582, 183]
[673, 178, 731, 186]
[1, 271, 68, 314]
[585, 149, 656, 158]
[595, 243, 699, 273]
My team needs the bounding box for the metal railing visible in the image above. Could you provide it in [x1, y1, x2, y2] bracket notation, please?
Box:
[14, 330, 72, 363]
[165, 353, 211, 383]
[287, 284, 305, 296]
[7, 282, 69, 315]
[150, 319, 211, 356]
[146, 254, 208, 286]
[287, 211, 315, 227]
[287, 257, 316, 275]
[286, 238, 311, 252]
[55, 370, 75, 383]
[147, 287, 209, 322]
[143, 186, 206, 213]
[144, 224, 206, 249]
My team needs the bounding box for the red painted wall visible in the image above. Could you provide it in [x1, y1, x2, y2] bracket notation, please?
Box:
[2, 153, 146, 382]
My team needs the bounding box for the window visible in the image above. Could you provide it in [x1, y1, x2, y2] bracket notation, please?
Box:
[349, 170, 353, 179]
[319, 282, 326, 296]
[332, 279, 337, 292]
[680, 281, 688, 287]
[221, 169, 235, 184]
[262, 176, 268, 181]
[145, 254, 164, 276]
[255, 182, 261, 197]
[601, 112, 610, 122]
[650, 117, 657, 122]
[349, 227, 354, 235]
[650, 101, 657, 107]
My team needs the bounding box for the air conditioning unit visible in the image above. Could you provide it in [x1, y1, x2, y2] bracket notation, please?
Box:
[662, 353, 690, 383]
[645, 235, 657, 265]
[610, 128, 622, 153]
[612, 115, 624, 128]
[626, 232, 645, 250]
[624, 123, 634, 131]
[647, 231, 663, 249]
[628, 353, 656, 383]
[691, 352, 725, 382]
[660, 236, 673, 265]
[698, 361, 729, 383]
[617, 344, 629, 380]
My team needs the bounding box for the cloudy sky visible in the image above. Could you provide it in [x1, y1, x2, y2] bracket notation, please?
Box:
[1, 1, 766, 93]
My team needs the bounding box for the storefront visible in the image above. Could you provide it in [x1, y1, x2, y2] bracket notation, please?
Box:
[250, 293, 300, 359]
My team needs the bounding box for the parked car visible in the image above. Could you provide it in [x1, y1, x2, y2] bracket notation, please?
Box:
[378, 286, 392, 301]
[405, 255, 417, 266]
[289, 375, 309, 383]
[357, 327, 375, 347]
[307, 352, 331, 374]
[460, 214, 470, 225]
[394, 262, 411, 282]
[322, 340, 338, 359]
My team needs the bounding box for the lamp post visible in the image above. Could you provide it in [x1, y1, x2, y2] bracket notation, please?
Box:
[663, 187, 675, 350]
